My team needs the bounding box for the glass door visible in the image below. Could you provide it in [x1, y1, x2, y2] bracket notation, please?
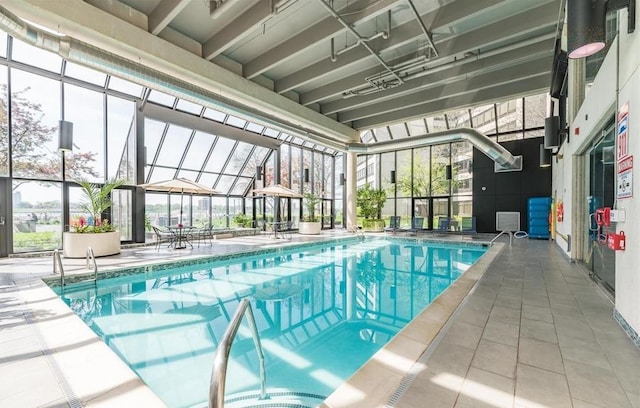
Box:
[322, 199, 333, 229]
[587, 124, 616, 292]
[432, 197, 450, 230]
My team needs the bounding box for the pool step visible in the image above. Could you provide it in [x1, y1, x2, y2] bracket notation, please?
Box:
[223, 390, 327, 408]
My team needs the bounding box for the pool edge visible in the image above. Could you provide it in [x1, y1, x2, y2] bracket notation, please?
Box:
[320, 242, 505, 408]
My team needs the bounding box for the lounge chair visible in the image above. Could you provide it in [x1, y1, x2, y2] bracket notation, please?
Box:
[402, 217, 425, 235]
[460, 216, 477, 234]
[384, 216, 401, 233]
[437, 216, 451, 232]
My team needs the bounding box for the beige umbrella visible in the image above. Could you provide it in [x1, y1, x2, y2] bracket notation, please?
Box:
[140, 178, 221, 225]
[250, 184, 303, 198]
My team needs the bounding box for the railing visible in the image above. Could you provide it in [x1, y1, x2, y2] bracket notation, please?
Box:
[86, 246, 98, 280]
[209, 299, 268, 408]
[490, 230, 513, 247]
[53, 249, 65, 288]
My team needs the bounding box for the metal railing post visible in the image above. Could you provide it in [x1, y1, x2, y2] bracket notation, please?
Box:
[53, 249, 65, 288]
[209, 299, 268, 408]
[86, 246, 98, 280]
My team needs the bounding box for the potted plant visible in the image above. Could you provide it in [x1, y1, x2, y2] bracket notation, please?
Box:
[63, 177, 124, 258]
[299, 192, 321, 235]
[356, 184, 387, 231]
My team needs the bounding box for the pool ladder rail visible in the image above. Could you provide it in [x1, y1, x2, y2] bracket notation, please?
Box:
[209, 298, 269, 408]
[53, 246, 99, 290]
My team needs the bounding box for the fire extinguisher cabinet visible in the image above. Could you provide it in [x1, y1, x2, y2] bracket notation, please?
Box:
[528, 197, 552, 239]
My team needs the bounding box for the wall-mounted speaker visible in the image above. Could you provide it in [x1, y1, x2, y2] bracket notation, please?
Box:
[304, 168, 310, 183]
[445, 165, 452, 180]
[256, 166, 262, 181]
[339, 173, 345, 186]
[390, 170, 396, 184]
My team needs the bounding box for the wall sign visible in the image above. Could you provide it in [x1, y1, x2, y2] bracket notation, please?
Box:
[617, 102, 629, 161]
[617, 155, 633, 199]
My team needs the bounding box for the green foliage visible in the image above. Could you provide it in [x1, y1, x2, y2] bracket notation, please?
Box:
[75, 177, 125, 222]
[144, 214, 153, 231]
[356, 184, 387, 220]
[13, 231, 60, 251]
[232, 213, 253, 228]
[302, 192, 321, 222]
[396, 161, 460, 196]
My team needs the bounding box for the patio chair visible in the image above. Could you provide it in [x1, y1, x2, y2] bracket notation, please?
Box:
[384, 216, 401, 233]
[197, 224, 214, 247]
[460, 216, 477, 234]
[437, 216, 451, 232]
[152, 226, 176, 251]
[402, 217, 425, 235]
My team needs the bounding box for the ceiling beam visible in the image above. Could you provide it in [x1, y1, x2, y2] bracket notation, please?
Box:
[321, 36, 554, 115]
[203, 0, 273, 60]
[275, 0, 558, 94]
[148, 0, 190, 35]
[243, 0, 401, 79]
[352, 74, 549, 129]
[339, 56, 552, 123]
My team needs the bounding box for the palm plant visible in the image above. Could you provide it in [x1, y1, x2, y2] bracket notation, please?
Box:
[75, 178, 125, 231]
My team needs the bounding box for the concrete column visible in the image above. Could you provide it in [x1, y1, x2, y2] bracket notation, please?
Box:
[568, 58, 586, 123]
[345, 151, 358, 231]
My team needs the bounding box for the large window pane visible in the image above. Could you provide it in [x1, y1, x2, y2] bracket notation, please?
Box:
[411, 148, 429, 197]
[112, 189, 132, 240]
[471, 104, 497, 135]
[0, 66, 8, 176]
[182, 131, 214, 171]
[107, 96, 136, 183]
[497, 97, 523, 133]
[144, 119, 166, 167]
[279, 144, 290, 187]
[11, 69, 61, 180]
[11, 39, 62, 73]
[155, 124, 190, 168]
[12, 180, 62, 252]
[64, 83, 105, 182]
[452, 141, 473, 195]
[64, 61, 107, 86]
[291, 146, 302, 194]
[431, 144, 450, 196]
[225, 142, 252, 175]
[108, 75, 144, 97]
[204, 137, 234, 173]
[525, 94, 547, 129]
[146, 193, 169, 227]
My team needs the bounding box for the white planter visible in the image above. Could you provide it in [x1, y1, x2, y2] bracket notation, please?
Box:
[63, 231, 121, 258]
[299, 221, 321, 235]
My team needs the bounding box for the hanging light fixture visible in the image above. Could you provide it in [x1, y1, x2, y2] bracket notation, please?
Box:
[567, 0, 636, 59]
[256, 166, 262, 181]
[339, 173, 345, 186]
[445, 165, 452, 180]
[540, 144, 552, 168]
[58, 120, 73, 152]
[390, 170, 396, 184]
[544, 116, 560, 149]
[304, 168, 310, 183]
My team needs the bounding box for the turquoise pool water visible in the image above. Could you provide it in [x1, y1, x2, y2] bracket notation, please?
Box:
[58, 238, 487, 407]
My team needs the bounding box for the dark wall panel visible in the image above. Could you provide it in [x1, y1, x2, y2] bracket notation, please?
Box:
[473, 137, 552, 233]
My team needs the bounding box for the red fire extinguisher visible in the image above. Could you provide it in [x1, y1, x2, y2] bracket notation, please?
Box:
[607, 231, 626, 250]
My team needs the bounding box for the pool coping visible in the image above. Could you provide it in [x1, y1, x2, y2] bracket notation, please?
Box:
[29, 235, 500, 407]
[320, 241, 504, 408]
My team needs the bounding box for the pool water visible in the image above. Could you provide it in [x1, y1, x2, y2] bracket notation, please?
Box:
[59, 238, 487, 407]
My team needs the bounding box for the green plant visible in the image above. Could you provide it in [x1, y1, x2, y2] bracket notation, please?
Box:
[356, 184, 387, 220]
[72, 177, 124, 233]
[232, 213, 253, 228]
[302, 192, 321, 222]
[144, 214, 153, 231]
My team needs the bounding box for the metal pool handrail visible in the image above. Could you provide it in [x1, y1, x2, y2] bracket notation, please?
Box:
[86, 246, 98, 280]
[53, 249, 65, 288]
[209, 298, 268, 408]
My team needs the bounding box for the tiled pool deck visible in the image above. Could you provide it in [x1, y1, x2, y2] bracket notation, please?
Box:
[0, 231, 638, 407]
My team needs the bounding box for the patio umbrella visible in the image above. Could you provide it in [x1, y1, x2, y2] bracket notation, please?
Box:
[140, 178, 221, 225]
[250, 184, 303, 198]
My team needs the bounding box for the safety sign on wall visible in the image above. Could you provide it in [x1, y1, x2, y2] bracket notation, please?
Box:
[617, 155, 633, 199]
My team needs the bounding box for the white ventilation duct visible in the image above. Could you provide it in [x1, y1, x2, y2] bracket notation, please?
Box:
[0, 4, 350, 152]
[348, 128, 521, 170]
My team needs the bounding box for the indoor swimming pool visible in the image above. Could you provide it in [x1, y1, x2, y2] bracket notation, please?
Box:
[55, 238, 488, 407]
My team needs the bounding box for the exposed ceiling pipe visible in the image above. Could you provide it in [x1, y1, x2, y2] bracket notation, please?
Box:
[209, 0, 239, 19]
[348, 128, 521, 170]
[319, 0, 403, 84]
[0, 4, 350, 152]
[405, 0, 438, 58]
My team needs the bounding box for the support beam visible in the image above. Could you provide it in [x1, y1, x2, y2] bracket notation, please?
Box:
[339, 57, 552, 123]
[275, 0, 560, 94]
[352, 74, 549, 129]
[203, 0, 273, 60]
[345, 151, 358, 232]
[321, 37, 553, 115]
[244, 0, 400, 79]
[148, 0, 190, 35]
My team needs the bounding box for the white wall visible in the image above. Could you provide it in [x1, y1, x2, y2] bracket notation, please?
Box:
[556, 6, 640, 334]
